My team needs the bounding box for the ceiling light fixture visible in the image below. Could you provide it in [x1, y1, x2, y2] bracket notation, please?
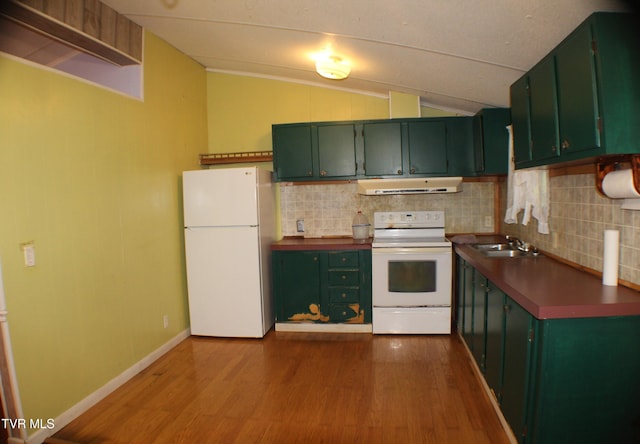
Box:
[316, 55, 351, 80]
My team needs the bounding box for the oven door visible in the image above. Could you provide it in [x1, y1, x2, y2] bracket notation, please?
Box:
[372, 246, 452, 307]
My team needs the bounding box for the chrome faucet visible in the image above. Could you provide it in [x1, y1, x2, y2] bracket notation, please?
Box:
[505, 235, 530, 252]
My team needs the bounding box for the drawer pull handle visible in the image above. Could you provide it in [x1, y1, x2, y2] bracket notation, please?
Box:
[342, 275, 347, 280]
[341, 293, 347, 298]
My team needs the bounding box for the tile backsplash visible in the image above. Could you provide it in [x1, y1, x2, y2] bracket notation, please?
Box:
[279, 181, 496, 237]
[278, 172, 640, 287]
[499, 173, 640, 286]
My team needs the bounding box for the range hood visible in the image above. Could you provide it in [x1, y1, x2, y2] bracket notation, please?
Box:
[357, 177, 462, 195]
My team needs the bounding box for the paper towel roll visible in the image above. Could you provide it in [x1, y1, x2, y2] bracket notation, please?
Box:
[602, 229, 619, 286]
[602, 169, 640, 199]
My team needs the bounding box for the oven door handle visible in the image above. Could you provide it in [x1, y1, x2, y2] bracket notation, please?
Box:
[372, 247, 452, 254]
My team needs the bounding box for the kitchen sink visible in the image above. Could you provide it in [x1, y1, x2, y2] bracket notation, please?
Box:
[472, 243, 512, 251]
[471, 243, 541, 258]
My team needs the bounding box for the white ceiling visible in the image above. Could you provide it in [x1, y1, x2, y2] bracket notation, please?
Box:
[102, 0, 631, 114]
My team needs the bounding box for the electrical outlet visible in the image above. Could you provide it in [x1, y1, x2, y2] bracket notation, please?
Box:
[296, 219, 305, 232]
[163, 315, 169, 329]
[552, 232, 559, 248]
[484, 216, 493, 228]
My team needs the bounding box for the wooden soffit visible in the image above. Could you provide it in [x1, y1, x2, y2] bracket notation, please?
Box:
[0, 0, 142, 66]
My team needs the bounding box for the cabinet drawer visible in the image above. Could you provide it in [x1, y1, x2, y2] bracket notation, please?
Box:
[328, 304, 359, 322]
[328, 270, 359, 286]
[328, 251, 359, 267]
[329, 287, 360, 303]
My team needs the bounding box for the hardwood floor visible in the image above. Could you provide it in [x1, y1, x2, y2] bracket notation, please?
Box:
[49, 331, 512, 443]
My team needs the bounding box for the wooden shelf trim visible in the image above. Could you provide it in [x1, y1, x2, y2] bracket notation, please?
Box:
[199, 151, 273, 165]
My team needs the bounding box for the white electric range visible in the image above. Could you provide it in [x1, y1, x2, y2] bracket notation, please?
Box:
[371, 211, 452, 334]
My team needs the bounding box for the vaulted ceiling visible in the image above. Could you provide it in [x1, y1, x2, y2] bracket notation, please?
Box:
[102, 1, 631, 114]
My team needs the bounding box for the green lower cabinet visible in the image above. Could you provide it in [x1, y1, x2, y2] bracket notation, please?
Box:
[484, 286, 505, 400]
[456, 256, 640, 443]
[471, 271, 488, 370]
[273, 249, 372, 324]
[530, 316, 640, 444]
[273, 251, 323, 321]
[460, 260, 475, 346]
[500, 297, 535, 442]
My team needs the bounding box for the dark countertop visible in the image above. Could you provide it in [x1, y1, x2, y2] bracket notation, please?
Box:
[271, 237, 372, 251]
[455, 235, 640, 320]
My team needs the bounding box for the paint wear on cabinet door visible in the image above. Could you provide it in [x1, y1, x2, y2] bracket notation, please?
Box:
[273, 250, 372, 324]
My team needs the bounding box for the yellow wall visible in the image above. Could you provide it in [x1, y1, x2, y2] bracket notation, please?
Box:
[206, 73, 391, 153]
[206, 72, 458, 153]
[0, 31, 206, 432]
[389, 91, 421, 118]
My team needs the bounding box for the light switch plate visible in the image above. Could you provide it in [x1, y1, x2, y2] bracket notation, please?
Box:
[21, 242, 35, 267]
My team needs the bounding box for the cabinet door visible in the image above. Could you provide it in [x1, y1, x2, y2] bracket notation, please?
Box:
[556, 23, 601, 155]
[273, 125, 314, 180]
[485, 286, 505, 400]
[362, 122, 403, 176]
[317, 124, 357, 178]
[455, 258, 468, 333]
[462, 263, 475, 344]
[273, 251, 323, 322]
[272, 125, 313, 179]
[471, 271, 488, 371]
[501, 297, 535, 441]
[511, 75, 532, 166]
[529, 57, 560, 162]
[407, 120, 447, 175]
[475, 108, 511, 175]
[445, 117, 475, 176]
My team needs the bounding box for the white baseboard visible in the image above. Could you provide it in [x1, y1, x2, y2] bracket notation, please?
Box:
[26, 329, 191, 444]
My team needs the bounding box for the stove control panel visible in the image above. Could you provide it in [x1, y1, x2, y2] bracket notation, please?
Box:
[374, 211, 444, 229]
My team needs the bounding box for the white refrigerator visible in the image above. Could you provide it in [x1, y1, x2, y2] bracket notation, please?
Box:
[182, 167, 276, 337]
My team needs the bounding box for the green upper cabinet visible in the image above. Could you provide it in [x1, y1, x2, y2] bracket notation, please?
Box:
[407, 120, 447, 175]
[362, 121, 404, 176]
[555, 22, 600, 156]
[317, 123, 357, 178]
[473, 108, 511, 175]
[511, 12, 640, 169]
[273, 122, 358, 181]
[529, 56, 559, 163]
[510, 76, 532, 167]
[273, 116, 477, 182]
[444, 116, 475, 177]
[272, 124, 314, 179]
